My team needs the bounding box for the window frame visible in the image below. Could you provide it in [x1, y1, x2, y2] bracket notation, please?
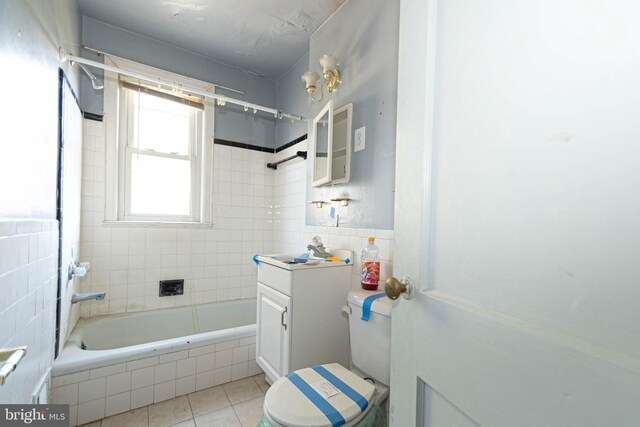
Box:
[103, 57, 214, 227]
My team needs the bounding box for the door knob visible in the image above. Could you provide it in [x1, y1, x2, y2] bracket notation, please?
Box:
[384, 277, 415, 300]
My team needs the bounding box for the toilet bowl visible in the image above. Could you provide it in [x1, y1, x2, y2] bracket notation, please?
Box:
[262, 290, 392, 427]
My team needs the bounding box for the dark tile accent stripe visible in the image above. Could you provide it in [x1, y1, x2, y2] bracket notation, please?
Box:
[214, 134, 308, 154]
[214, 138, 274, 153]
[83, 112, 104, 122]
[275, 134, 308, 153]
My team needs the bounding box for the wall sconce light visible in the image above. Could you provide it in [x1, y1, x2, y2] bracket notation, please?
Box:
[301, 54, 341, 104]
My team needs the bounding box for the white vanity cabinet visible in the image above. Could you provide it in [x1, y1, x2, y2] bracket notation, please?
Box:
[255, 251, 353, 383]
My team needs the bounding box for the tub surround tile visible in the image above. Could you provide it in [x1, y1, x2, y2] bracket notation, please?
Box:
[131, 366, 155, 389]
[52, 371, 90, 387]
[176, 358, 197, 378]
[105, 391, 131, 417]
[101, 408, 148, 427]
[187, 386, 231, 417]
[213, 367, 232, 387]
[175, 375, 196, 397]
[106, 371, 131, 396]
[215, 340, 239, 352]
[79, 377, 106, 403]
[127, 356, 159, 371]
[159, 350, 189, 364]
[194, 406, 241, 427]
[231, 362, 248, 381]
[233, 396, 265, 427]
[232, 346, 249, 364]
[188, 344, 216, 358]
[195, 371, 215, 392]
[155, 361, 177, 383]
[214, 349, 232, 369]
[148, 395, 192, 427]
[51, 383, 79, 405]
[196, 354, 215, 374]
[77, 398, 106, 425]
[154, 380, 177, 403]
[131, 386, 154, 410]
[222, 377, 263, 405]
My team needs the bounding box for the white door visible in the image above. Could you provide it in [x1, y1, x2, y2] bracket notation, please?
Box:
[256, 283, 291, 382]
[390, 1, 640, 426]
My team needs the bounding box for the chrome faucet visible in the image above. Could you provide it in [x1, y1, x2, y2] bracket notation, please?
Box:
[307, 236, 331, 258]
[71, 292, 106, 304]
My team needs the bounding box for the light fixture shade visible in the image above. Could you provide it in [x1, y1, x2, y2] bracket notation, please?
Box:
[301, 71, 320, 87]
[319, 54, 339, 71]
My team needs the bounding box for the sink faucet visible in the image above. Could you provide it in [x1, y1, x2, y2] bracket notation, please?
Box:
[307, 236, 331, 258]
[71, 292, 106, 304]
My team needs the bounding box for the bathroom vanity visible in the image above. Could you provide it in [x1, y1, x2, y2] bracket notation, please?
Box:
[255, 250, 353, 383]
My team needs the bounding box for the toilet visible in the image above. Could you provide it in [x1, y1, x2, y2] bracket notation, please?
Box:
[262, 290, 392, 427]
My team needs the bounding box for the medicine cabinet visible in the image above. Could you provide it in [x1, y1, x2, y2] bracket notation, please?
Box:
[311, 101, 353, 187]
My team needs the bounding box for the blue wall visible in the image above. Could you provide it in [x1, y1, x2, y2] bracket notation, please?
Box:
[80, 17, 277, 149]
[303, 0, 399, 230]
[275, 53, 310, 147]
[0, 0, 82, 218]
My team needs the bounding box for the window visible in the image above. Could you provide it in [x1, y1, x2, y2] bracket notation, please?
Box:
[103, 58, 213, 225]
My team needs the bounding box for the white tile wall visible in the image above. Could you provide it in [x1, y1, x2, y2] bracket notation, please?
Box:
[52, 336, 261, 425]
[0, 220, 58, 403]
[78, 120, 394, 313]
[272, 141, 308, 254]
[78, 119, 274, 315]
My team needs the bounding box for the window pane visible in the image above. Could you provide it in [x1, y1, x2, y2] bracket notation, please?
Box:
[131, 91, 192, 155]
[130, 153, 191, 216]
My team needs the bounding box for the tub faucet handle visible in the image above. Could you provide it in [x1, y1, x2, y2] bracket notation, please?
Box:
[69, 259, 91, 280]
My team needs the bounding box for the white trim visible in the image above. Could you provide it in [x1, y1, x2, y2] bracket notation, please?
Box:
[103, 56, 214, 226]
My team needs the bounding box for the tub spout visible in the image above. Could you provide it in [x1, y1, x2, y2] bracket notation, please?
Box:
[71, 292, 106, 304]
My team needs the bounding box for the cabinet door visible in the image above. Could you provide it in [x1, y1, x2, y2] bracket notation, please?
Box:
[256, 283, 291, 382]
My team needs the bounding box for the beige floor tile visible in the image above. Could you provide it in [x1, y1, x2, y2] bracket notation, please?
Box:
[149, 395, 192, 427]
[168, 419, 195, 427]
[222, 378, 264, 405]
[79, 422, 102, 427]
[101, 408, 148, 427]
[194, 406, 241, 427]
[187, 386, 231, 417]
[252, 374, 270, 394]
[233, 396, 265, 427]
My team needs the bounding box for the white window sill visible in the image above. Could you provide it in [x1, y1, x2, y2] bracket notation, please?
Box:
[102, 221, 214, 229]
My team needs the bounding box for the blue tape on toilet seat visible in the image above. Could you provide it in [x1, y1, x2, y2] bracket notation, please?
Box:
[312, 365, 368, 412]
[361, 293, 385, 321]
[285, 372, 346, 427]
[252, 255, 260, 266]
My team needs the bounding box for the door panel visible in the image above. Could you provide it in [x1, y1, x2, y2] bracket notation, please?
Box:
[256, 283, 291, 381]
[391, 0, 640, 425]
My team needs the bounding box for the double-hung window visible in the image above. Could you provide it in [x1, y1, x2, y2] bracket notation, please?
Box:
[103, 58, 213, 225]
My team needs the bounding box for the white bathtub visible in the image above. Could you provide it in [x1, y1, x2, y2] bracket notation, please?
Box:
[52, 299, 261, 425]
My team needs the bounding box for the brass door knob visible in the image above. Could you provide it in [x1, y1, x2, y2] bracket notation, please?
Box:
[384, 276, 415, 300]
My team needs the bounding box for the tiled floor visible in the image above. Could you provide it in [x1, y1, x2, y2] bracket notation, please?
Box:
[80, 374, 270, 427]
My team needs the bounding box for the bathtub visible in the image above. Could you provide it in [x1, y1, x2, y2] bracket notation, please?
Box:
[52, 299, 261, 426]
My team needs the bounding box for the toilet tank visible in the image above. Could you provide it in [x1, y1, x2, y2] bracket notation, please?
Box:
[347, 290, 392, 386]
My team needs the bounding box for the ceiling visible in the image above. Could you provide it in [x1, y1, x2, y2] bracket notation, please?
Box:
[78, 0, 346, 78]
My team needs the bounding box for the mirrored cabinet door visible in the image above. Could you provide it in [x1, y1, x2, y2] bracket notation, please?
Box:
[312, 100, 333, 187]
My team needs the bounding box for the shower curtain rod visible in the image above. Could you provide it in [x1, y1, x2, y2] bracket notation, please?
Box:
[59, 49, 306, 122]
[81, 44, 246, 96]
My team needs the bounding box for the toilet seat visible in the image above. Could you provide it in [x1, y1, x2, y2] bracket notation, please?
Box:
[263, 363, 377, 427]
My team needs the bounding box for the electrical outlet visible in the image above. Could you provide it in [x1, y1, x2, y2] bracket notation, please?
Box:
[354, 126, 365, 152]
